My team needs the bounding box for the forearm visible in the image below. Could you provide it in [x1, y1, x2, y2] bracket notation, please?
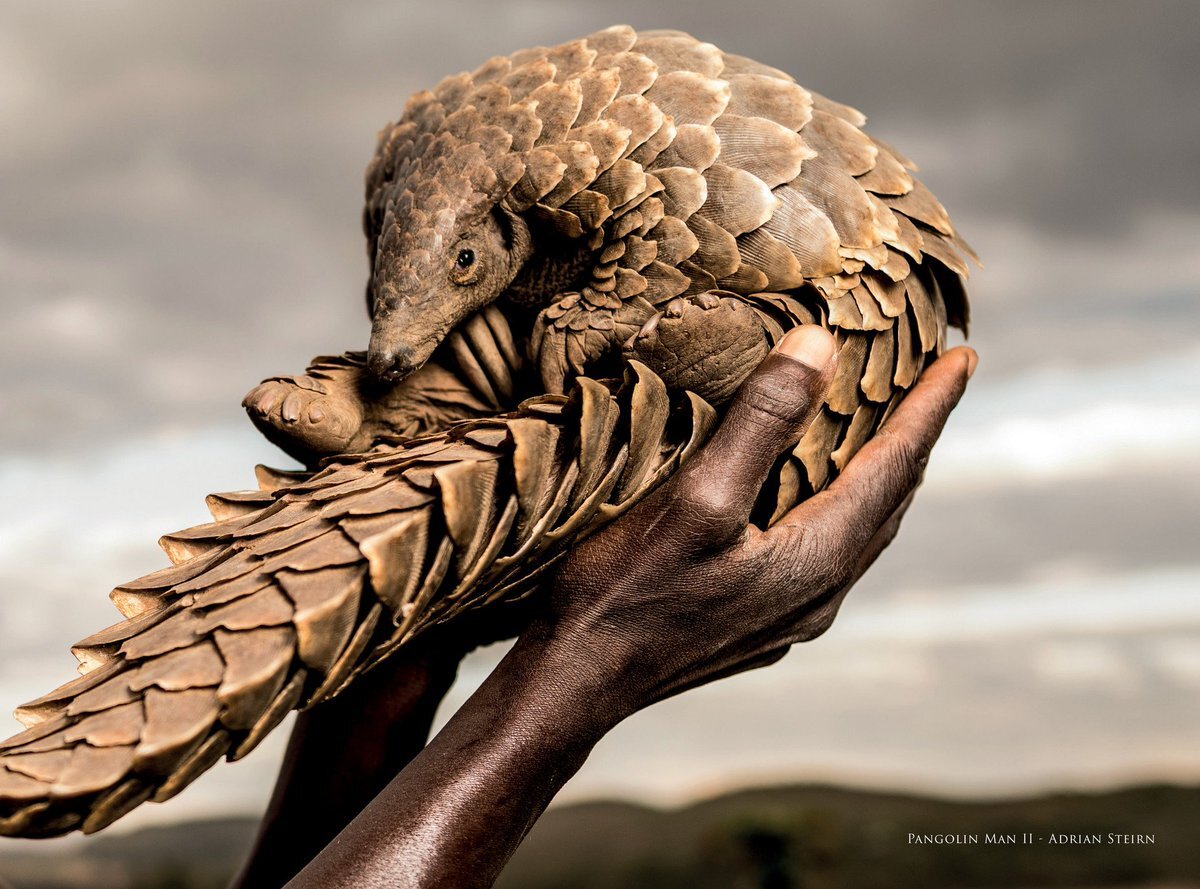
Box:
[233, 649, 461, 889]
[276, 337, 970, 889]
[285, 623, 621, 889]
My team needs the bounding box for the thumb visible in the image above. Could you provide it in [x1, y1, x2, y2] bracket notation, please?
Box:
[681, 325, 838, 528]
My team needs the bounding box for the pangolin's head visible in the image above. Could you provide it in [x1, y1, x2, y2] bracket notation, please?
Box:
[363, 111, 532, 382]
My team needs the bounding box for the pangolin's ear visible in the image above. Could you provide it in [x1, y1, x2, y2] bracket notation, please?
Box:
[494, 204, 533, 268]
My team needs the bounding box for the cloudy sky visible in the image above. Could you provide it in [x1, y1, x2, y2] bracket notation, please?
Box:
[1, 0, 1198, 844]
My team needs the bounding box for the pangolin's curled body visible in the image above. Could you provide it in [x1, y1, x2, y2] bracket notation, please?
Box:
[0, 25, 975, 837]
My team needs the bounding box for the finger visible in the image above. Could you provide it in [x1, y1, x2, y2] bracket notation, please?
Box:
[809, 495, 916, 639]
[677, 326, 838, 531]
[776, 346, 974, 557]
[749, 491, 913, 649]
[857, 491, 915, 572]
[832, 490, 916, 597]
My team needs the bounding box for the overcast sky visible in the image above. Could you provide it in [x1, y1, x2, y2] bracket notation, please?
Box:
[1, 0, 1198, 844]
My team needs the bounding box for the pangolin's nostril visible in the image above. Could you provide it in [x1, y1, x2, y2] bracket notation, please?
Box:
[366, 349, 392, 379]
[367, 348, 411, 382]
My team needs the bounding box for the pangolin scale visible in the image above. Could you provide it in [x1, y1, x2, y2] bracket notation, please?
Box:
[0, 25, 974, 837]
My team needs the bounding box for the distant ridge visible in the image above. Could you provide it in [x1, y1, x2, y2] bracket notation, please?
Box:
[0, 784, 1196, 888]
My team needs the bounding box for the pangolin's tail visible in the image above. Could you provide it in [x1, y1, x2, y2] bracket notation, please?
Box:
[0, 363, 712, 838]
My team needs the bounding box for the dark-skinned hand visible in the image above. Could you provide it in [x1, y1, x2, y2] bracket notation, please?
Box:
[279, 325, 975, 889]
[544, 326, 975, 720]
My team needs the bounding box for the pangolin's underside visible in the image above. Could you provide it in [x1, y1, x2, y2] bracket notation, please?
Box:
[0, 24, 974, 837]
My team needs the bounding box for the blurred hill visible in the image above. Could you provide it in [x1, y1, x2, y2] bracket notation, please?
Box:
[0, 784, 1195, 889]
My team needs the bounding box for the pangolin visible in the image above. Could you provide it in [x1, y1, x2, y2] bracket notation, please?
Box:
[0, 25, 975, 838]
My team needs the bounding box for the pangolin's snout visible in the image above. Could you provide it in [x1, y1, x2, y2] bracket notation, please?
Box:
[367, 344, 417, 382]
[367, 282, 484, 382]
[367, 300, 434, 381]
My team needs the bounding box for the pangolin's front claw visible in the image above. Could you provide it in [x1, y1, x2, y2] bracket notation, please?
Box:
[625, 292, 771, 404]
[243, 377, 365, 465]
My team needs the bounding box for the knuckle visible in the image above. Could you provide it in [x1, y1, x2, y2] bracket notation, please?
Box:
[738, 370, 812, 426]
[878, 428, 930, 490]
[759, 646, 790, 667]
[812, 560, 855, 605]
[792, 599, 842, 643]
[675, 474, 741, 527]
[794, 623, 824, 643]
[876, 514, 905, 549]
[802, 606, 838, 641]
[825, 560, 857, 598]
[793, 520, 856, 588]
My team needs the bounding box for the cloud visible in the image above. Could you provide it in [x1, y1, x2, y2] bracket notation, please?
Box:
[2, 412, 1196, 831]
[1, 334, 1197, 827]
[1033, 640, 1137, 691]
[1149, 638, 1200, 688]
[928, 344, 1200, 487]
[841, 568, 1200, 645]
[513, 606, 1200, 808]
[0, 0, 1196, 834]
[2, 0, 1199, 450]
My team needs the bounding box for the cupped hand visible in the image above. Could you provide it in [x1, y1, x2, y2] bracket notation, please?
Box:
[279, 329, 974, 889]
[545, 326, 976, 720]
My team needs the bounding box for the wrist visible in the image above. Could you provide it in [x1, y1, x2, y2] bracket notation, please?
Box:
[286, 621, 626, 888]
[501, 619, 643, 742]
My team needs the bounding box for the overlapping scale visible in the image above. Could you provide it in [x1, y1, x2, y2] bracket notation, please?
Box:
[1, 24, 975, 838]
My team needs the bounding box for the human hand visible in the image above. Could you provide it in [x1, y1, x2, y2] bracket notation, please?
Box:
[542, 326, 976, 723]
[280, 331, 974, 889]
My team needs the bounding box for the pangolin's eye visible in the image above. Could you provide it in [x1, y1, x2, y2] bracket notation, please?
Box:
[455, 248, 475, 270]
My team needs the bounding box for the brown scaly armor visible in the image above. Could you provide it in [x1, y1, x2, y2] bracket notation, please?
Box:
[0, 25, 975, 837]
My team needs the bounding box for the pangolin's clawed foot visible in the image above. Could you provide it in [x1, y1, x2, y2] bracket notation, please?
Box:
[624, 292, 770, 404]
[532, 293, 649, 395]
[243, 375, 365, 465]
